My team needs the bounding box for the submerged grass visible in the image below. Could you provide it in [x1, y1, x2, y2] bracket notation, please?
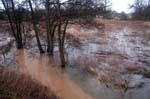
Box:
[0, 68, 59, 99]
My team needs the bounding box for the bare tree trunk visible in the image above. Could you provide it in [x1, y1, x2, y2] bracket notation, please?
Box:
[2, 0, 24, 49]
[62, 20, 68, 46]
[1, 0, 16, 39]
[28, 0, 44, 53]
[58, 22, 66, 68]
[11, 0, 23, 48]
[51, 23, 57, 54]
[57, 18, 69, 68]
[45, 0, 53, 55]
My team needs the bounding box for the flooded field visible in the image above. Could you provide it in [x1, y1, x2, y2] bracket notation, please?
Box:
[64, 20, 150, 99]
[0, 20, 150, 99]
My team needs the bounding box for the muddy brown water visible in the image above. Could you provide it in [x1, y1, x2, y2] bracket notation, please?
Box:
[15, 49, 93, 99]
[1, 21, 150, 99]
[14, 48, 150, 99]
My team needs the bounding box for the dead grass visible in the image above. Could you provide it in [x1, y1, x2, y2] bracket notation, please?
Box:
[0, 68, 59, 99]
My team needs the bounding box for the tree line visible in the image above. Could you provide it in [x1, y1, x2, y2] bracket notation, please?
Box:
[131, 0, 150, 20]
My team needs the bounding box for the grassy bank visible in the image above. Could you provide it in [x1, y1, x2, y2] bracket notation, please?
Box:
[0, 68, 59, 99]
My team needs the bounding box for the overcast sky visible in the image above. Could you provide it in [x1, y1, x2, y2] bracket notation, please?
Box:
[111, 0, 134, 13]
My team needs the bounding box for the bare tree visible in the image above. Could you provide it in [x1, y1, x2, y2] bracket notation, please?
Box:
[103, 0, 111, 11]
[45, 0, 57, 55]
[1, 0, 25, 48]
[54, 0, 101, 67]
[28, 0, 44, 53]
[130, 0, 148, 20]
